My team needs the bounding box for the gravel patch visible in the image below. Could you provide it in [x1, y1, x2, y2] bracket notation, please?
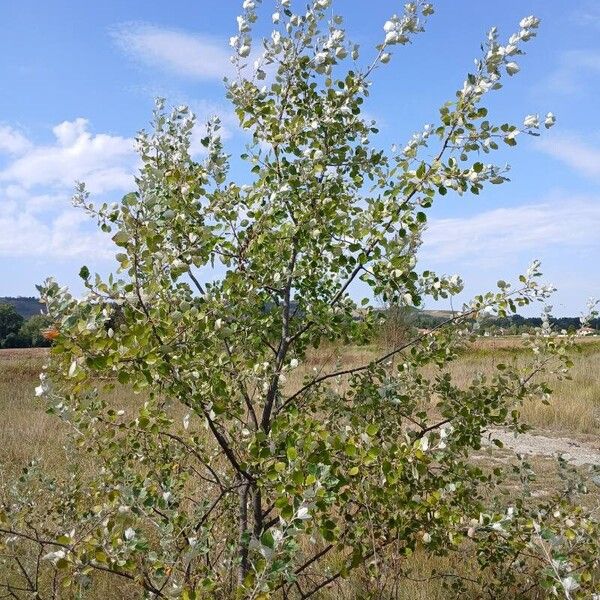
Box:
[484, 429, 600, 467]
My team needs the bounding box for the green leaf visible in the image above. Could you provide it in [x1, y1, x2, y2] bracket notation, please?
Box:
[261, 530, 275, 549]
[366, 424, 379, 437]
[112, 231, 129, 246]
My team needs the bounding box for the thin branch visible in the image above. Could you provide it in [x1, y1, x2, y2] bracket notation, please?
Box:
[261, 240, 299, 433]
[88, 563, 166, 598]
[13, 558, 35, 595]
[187, 268, 206, 296]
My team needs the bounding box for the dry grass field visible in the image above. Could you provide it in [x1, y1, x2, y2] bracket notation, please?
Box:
[295, 336, 600, 436]
[0, 337, 599, 598]
[453, 337, 600, 435]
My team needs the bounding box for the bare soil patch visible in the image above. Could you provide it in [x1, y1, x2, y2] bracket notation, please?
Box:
[486, 428, 600, 466]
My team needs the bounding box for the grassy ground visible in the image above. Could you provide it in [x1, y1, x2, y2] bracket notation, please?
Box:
[452, 337, 600, 435]
[0, 348, 62, 475]
[2, 337, 598, 474]
[0, 338, 598, 598]
[294, 336, 600, 437]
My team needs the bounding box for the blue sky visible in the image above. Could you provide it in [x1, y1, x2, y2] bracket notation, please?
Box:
[0, 1, 599, 315]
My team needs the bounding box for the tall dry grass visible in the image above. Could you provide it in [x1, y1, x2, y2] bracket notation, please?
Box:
[0, 349, 63, 476]
[289, 336, 600, 437]
[444, 338, 600, 435]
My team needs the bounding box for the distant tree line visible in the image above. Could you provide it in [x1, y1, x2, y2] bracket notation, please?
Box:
[380, 307, 599, 344]
[420, 311, 599, 332]
[491, 314, 600, 333]
[1, 298, 598, 349]
[0, 303, 52, 348]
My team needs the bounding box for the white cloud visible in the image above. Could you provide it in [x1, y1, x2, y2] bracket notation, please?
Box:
[421, 196, 600, 267]
[111, 23, 234, 81]
[537, 133, 600, 180]
[544, 50, 600, 95]
[0, 205, 112, 259]
[2, 186, 68, 213]
[0, 103, 243, 262]
[0, 125, 31, 155]
[0, 118, 136, 261]
[0, 118, 136, 193]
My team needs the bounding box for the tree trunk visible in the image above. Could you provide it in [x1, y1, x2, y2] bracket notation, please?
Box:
[238, 481, 250, 587]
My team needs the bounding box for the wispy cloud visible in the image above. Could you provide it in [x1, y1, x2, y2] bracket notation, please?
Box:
[111, 23, 233, 81]
[536, 133, 600, 180]
[543, 50, 600, 95]
[0, 125, 31, 155]
[0, 206, 111, 259]
[571, 3, 600, 29]
[421, 196, 600, 267]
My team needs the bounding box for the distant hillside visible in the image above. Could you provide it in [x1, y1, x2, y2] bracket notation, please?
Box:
[421, 309, 455, 319]
[0, 297, 44, 319]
